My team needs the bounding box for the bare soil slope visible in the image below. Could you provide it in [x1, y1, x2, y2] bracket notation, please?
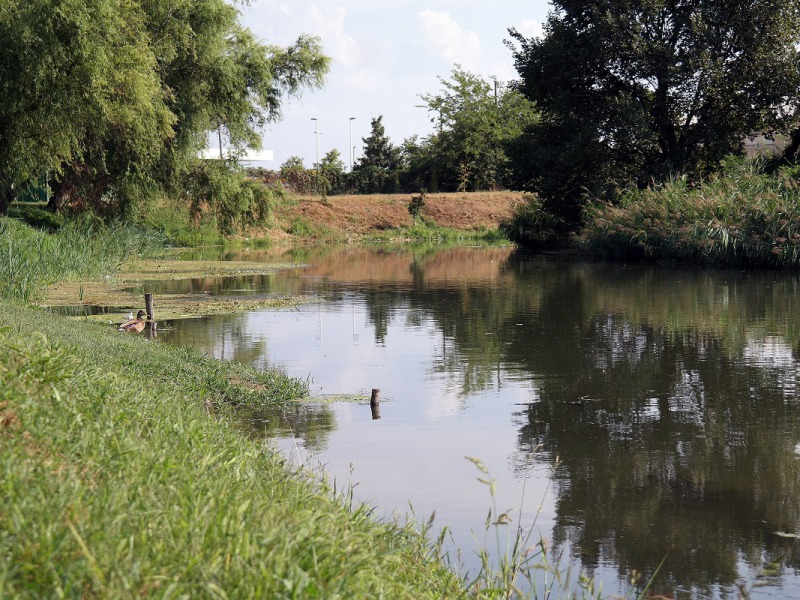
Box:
[273, 191, 525, 239]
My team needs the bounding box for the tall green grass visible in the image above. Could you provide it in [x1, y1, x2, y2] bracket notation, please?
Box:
[582, 157, 800, 268]
[0, 215, 165, 302]
[367, 221, 509, 245]
[0, 303, 464, 598]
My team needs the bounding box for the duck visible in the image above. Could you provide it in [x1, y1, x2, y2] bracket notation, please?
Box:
[119, 310, 147, 333]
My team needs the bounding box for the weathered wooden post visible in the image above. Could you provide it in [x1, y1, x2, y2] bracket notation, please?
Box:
[370, 388, 381, 420]
[144, 293, 154, 321]
[144, 293, 157, 336]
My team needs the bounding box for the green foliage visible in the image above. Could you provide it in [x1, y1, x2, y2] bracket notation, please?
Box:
[581, 157, 800, 267]
[0, 0, 330, 218]
[408, 190, 427, 223]
[346, 164, 401, 195]
[356, 116, 401, 171]
[419, 66, 538, 192]
[266, 72, 538, 196]
[278, 156, 316, 194]
[185, 162, 282, 234]
[0, 216, 165, 302]
[287, 216, 337, 240]
[317, 149, 347, 196]
[140, 200, 222, 247]
[500, 194, 569, 248]
[508, 0, 800, 225]
[366, 221, 508, 245]
[0, 0, 174, 202]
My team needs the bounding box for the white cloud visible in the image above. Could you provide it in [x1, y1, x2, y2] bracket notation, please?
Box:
[418, 9, 482, 68]
[307, 6, 361, 68]
[515, 19, 544, 40]
[243, 4, 361, 68]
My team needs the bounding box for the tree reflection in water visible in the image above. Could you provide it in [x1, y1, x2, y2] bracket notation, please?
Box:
[153, 246, 800, 597]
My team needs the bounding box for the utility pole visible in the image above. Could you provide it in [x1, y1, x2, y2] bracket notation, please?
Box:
[311, 118, 320, 167]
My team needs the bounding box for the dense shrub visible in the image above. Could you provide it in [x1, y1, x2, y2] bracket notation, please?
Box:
[581, 157, 800, 268]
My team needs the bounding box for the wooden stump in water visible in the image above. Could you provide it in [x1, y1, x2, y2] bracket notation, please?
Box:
[144, 293, 158, 338]
[144, 293, 155, 321]
[370, 388, 381, 420]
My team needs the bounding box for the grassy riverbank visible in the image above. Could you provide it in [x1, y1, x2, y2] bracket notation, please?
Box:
[0, 215, 469, 597]
[0, 302, 467, 597]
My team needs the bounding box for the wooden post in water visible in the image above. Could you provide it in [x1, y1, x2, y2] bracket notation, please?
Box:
[144, 293, 157, 335]
[144, 293, 155, 321]
[370, 388, 381, 420]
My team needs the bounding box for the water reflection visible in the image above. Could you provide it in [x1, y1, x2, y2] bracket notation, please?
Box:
[155, 246, 800, 598]
[238, 402, 336, 454]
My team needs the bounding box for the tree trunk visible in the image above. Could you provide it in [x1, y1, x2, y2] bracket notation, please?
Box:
[0, 185, 13, 216]
[782, 128, 800, 162]
[48, 176, 74, 213]
[766, 127, 800, 173]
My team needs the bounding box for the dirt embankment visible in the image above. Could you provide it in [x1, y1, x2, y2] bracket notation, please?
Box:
[271, 191, 526, 240]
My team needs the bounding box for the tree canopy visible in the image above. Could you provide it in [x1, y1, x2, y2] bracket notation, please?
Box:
[0, 0, 330, 215]
[508, 0, 800, 222]
[419, 66, 538, 191]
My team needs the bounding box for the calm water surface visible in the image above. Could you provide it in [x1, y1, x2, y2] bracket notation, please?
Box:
[153, 245, 800, 598]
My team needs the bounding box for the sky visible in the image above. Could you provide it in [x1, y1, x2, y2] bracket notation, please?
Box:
[235, 0, 550, 169]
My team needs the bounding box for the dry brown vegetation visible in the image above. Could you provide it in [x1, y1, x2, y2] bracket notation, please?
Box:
[272, 191, 526, 239]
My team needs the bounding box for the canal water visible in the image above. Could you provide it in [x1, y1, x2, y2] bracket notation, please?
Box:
[149, 245, 800, 598]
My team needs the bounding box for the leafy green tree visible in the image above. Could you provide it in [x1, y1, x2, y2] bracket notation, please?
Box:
[349, 116, 401, 194]
[320, 149, 346, 175]
[0, 0, 330, 217]
[0, 0, 174, 214]
[280, 156, 306, 172]
[318, 149, 346, 195]
[507, 0, 800, 224]
[278, 156, 313, 195]
[419, 66, 537, 191]
[398, 135, 440, 193]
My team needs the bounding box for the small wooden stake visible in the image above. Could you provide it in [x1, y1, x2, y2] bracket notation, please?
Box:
[144, 293, 155, 321]
[370, 388, 381, 420]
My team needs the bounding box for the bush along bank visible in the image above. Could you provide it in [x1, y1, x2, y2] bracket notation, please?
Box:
[580, 157, 800, 268]
[0, 303, 465, 598]
[502, 157, 800, 267]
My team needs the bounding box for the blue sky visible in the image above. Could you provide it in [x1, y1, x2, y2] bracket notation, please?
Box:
[236, 0, 549, 169]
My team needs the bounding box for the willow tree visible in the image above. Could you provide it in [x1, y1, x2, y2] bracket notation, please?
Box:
[0, 0, 329, 215]
[507, 0, 800, 223]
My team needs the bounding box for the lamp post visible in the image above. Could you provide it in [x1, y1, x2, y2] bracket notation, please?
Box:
[349, 117, 356, 171]
[311, 117, 320, 167]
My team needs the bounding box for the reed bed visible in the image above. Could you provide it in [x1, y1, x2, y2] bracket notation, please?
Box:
[581, 158, 800, 268]
[0, 215, 165, 302]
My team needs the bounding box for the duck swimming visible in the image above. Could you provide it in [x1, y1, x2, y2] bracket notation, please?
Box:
[119, 310, 147, 333]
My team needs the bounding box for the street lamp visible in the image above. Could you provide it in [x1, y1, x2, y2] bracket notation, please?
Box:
[349, 117, 356, 171]
[311, 117, 320, 167]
